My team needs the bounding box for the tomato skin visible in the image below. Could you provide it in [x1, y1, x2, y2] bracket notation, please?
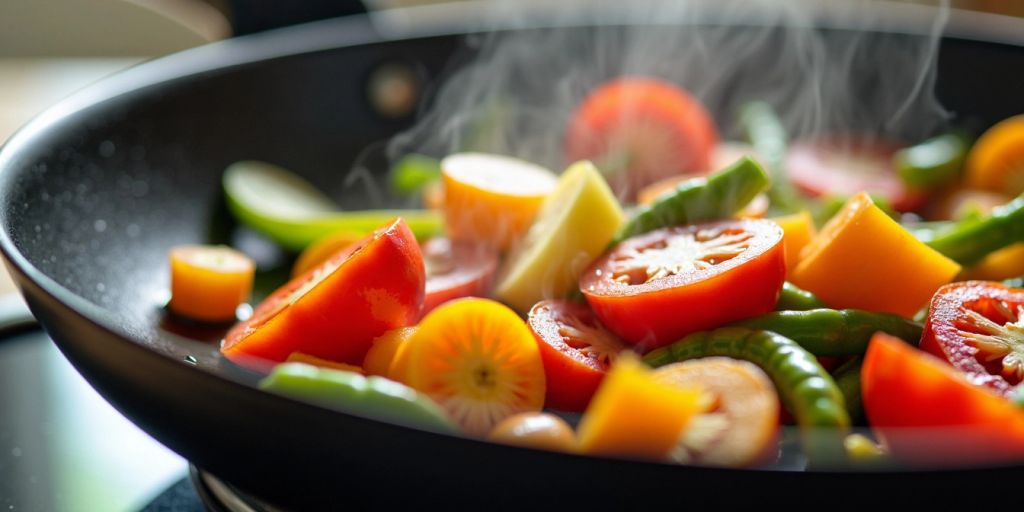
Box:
[222, 219, 425, 369]
[528, 300, 625, 412]
[421, 238, 498, 318]
[580, 219, 785, 351]
[920, 281, 1023, 396]
[565, 76, 718, 199]
[863, 333, 1024, 466]
[787, 136, 927, 212]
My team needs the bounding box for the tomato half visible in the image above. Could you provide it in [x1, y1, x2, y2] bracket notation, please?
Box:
[222, 218, 425, 370]
[920, 281, 1024, 397]
[564, 76, 718, 200]
[786, 136, 926, 212]
[421, 237, 498, 318]
[527, 300, 628, 412]
[580, 219, 785, 351]
[863, 332, 1024, 466]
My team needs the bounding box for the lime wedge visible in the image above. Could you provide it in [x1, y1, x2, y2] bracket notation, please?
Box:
[495, 161, 625, 312]
[223, 160, 442, 251]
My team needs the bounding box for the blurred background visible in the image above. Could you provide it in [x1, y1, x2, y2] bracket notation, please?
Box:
[0, 1, 1019, 511]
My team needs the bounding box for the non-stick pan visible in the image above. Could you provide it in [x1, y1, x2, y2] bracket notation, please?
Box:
[2, 2, 1023, 509]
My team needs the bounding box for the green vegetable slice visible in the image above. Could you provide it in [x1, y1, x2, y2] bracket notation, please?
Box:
[260, 362, 458, 434]
[894, 133, 967, 188]
[224, 160, 442, 251]
[644, 327, 849, 467]
[774, 282, 827, 311]
[733, 308, 923, 357]
[390, 154, 441, 194]
[926, 193, 1024, 265]
[611, 156, 770, 245]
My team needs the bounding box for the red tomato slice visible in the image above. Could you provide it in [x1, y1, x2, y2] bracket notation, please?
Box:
[920, 281, 1024, 397]
[863, 332, 1024, 466]
[580, 219, 785, 351]
[222, 218, 425, 370]
[527, 300, 628, 412]
[786, 136, 926, 212]
[421, 237, 498, 318]
[564, 76, 718, 200]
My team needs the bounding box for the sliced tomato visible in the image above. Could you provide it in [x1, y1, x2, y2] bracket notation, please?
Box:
[527, 300, 628, 412]
[565, 76, 718, 200]
[786, 136, 926, 212]
[580, 219, 785, 351]
[863, 332, 1024, 466]
[421, 237, 498, 318]
[920, 281, 1024, 397]
[222, 218, 425, 370]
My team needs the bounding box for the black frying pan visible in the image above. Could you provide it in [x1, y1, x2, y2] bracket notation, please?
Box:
[2, 3, 1024, 509]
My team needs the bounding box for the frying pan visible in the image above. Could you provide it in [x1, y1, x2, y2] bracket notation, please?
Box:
[2, 2, 1024, 509]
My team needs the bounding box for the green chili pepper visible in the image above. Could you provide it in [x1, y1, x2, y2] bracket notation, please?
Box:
[732, 309, 923, 356]
[926, 194, 1024, 265]
[832, 357, 865, 425]
[224, 160, 442, 251]
[260, 362, 458, 434]
[894, 133, 967, 188]
[390, 154, 441, 195]
[739, 101, 804, 215]
[774, 282, 827, 311]
[611, 157, 769, 245]
[643, 327, 849, 467]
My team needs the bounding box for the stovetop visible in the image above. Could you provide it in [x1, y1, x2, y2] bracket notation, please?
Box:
[0, 299, 192, 511]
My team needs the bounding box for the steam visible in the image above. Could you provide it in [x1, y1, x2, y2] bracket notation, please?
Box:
[386, 0, 952, 171]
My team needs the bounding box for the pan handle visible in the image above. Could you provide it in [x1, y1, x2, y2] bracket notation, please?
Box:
[227, 0, 368, 36]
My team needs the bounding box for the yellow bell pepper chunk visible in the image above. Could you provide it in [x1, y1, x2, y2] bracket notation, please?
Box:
[772, 210, 816, 274]
[961, 242, 1024, 281]
[576, 354, 704, 460]
[791, 192, 961, 317]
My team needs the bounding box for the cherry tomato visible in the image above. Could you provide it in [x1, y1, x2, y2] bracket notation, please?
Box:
[421, 237, 498, 318]
[863, 332, 1024, 466]
[527, 300, 628, 412]
[222, 218, 425, 370]
[786, 136, 926, 212]
[920, 281, 1024, 397]
[580, 219, 785, 351]
[565, 76, 718, 200]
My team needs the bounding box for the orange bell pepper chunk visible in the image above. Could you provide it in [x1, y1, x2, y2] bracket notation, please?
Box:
[790, 192, 960, 317]
[362, 326, 416, 382]
[577, 354, 704, 460]
[772, 210, 816, 274]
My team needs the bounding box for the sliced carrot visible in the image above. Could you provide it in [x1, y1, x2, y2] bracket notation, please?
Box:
[772, 210, 816, 273]
[790, 192, 960, 317]
[362, 326, 416, 382]
[286, 352, 365, 374]
[403, 298, 546, 436]
[652, 357, 779, 467]
[576, 354, 704, 460]
[441, 153, 557, 250]
[965, 115, 1024, 196]
[168, 245, 254, 323]
[291, 230, 363, 278]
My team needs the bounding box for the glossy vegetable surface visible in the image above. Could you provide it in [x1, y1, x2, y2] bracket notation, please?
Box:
[772, 210, 816, 273]
[224, 160, 441, 251]
[919, 281, 1024, 396]
[894, 133, 967, 188]
[222, 218, 425, 368]
[774, 282, 827, 311]
[644, 327, 849, 465]
[792, 192, 960, 317]
[965, 114, 1024, 196]
[652, 358, 779, 467]
[260, 362, 456, 434]
[582, 219, 785, 350]
[611, 157, 770, 245]
[576, 355, 704, 459]
[527, 300, 627, 412]
[403, 298, 546, 436]
[926, 193, 1024, 265]
[487, 412, 577, 453]
[733, 308, 923, 357]
[167, 245, 254, 323]
[495, 160, 624, 313]
[862, 332, 1024, 465]
[421, 237, 498, 317]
